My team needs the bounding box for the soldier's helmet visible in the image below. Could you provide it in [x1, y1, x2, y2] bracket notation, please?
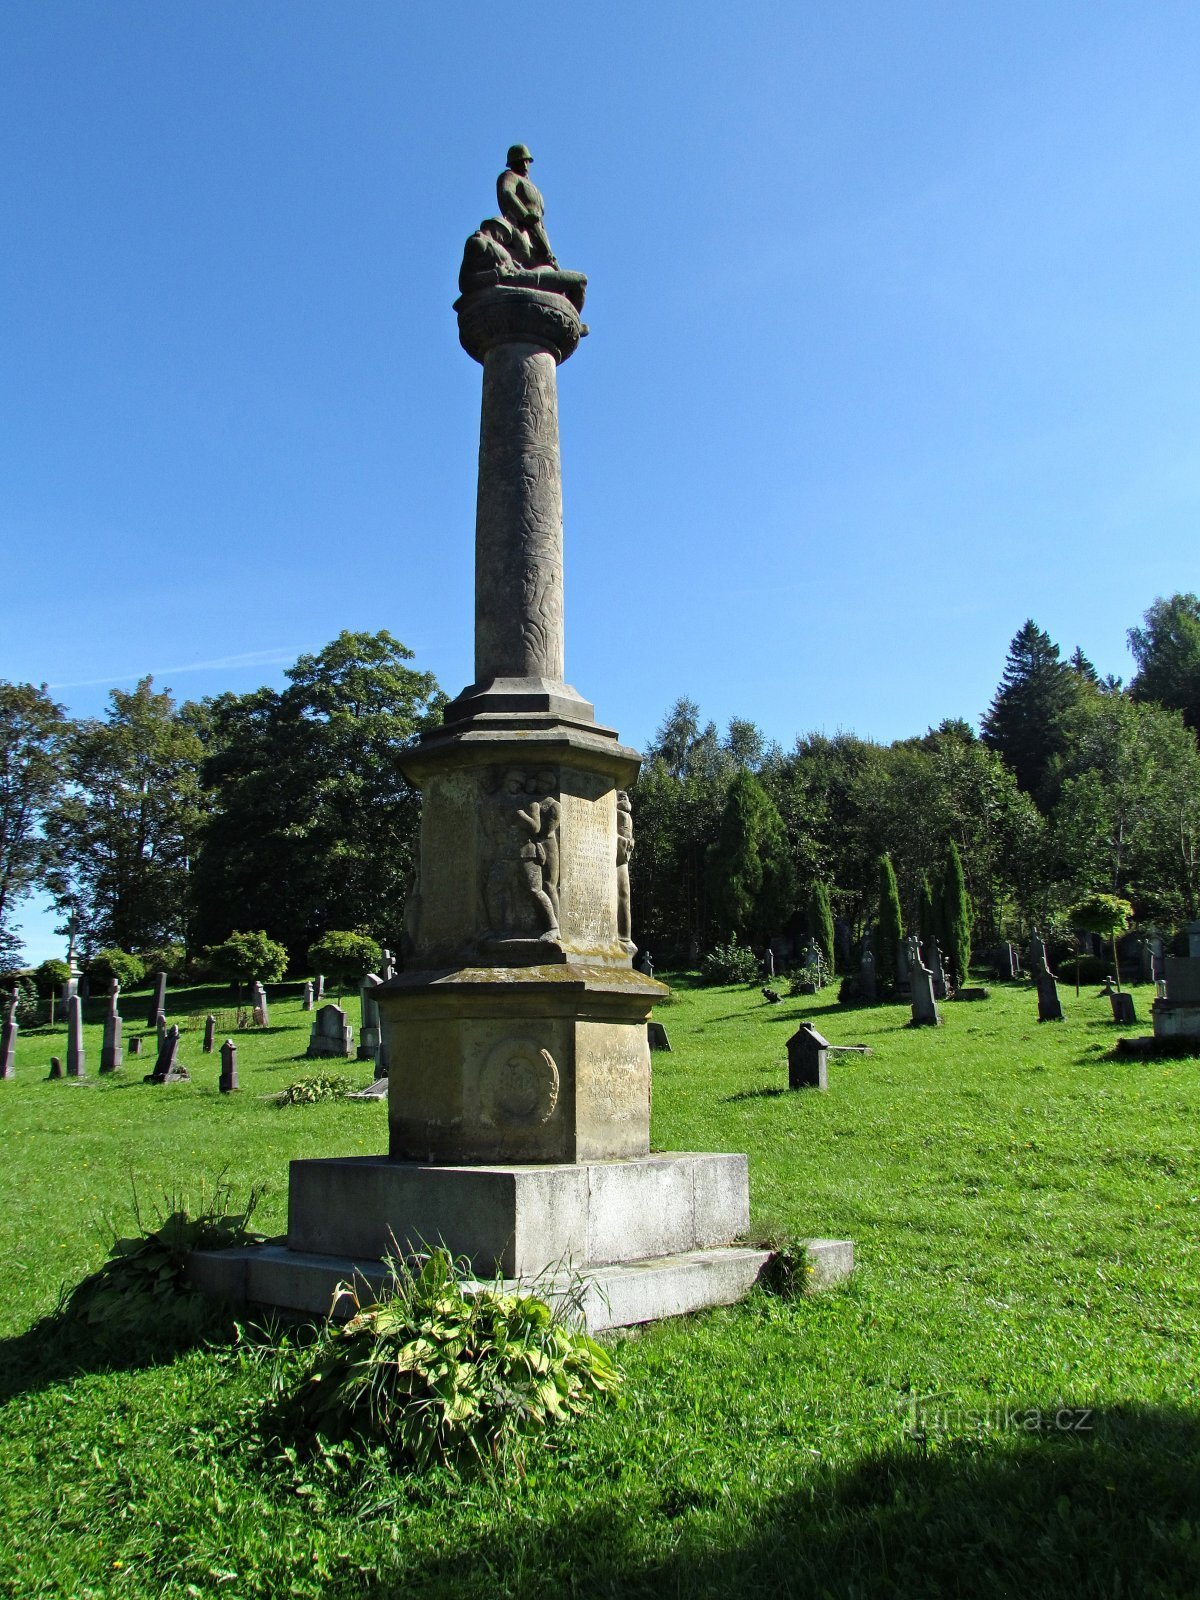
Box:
[506, 143, 533, 167]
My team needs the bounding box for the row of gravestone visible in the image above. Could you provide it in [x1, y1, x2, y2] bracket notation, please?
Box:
[857, 931, 954, 1007]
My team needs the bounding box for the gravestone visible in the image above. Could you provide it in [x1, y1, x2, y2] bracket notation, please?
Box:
[145, 1024, 189, 1083]
[834, 918, 852, 970]
[307, 1003, 354, 1059]
[147, 971, 167, 1029]
[156, 1011, 167, 1051]
[219, 1039, 239, 1093]
[787, 1023, 829, 1090]
[635, 950, 654, 978]
[381, 948, 397, 981]
[906, 935, 939, 1027]
[302, 981, 314, 1012]
[66, 994, 86, 1077]
[859, 947, 877, 1002]
[358, 974, 382, 1062]
[203, 1014, 216, 1053]
[129, 1035, 143, 1056]
[0, 987, 18, 1079]
[100, 980, 123, 1073]
[1186, 921, 1200, 959]
[1109, 991, 1136, 1025]
[1140, 933, 1164, 984]
[764, 948, 775, 979]
[647, 1021, 672, 1052]
[928, 940, 949, 1001]
[48, 1056, 62, 1079]
[314, 974, 325, 1001]
[251, 981, 269, 1027]
[896, 936, 911, 998]
[1151, 956, 1200, 1043]
[1028, 930, 1048, 977]
[1036, 967, 1064, 1022]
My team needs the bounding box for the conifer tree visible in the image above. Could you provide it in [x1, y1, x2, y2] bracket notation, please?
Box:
[917, 873, 940, 947]
[940, 840, 972, 986]
[706, 770, 794, 944]
[807, 879, 836, 973]
[875, 853, 904, 991]
[981, 620, 1079, 800]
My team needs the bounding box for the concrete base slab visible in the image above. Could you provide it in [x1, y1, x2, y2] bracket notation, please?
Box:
[188, 1238, 853, 1332]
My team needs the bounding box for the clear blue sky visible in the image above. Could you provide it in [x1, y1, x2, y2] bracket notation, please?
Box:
[5, 1, 1198, 958]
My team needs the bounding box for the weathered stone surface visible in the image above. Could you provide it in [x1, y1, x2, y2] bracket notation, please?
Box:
[377, 965, 660, 1164]
[251, 981, 269, 1027]
[100, 1009, 122, 1074]
[647, 1021, 671, 1052]
[146, 1023, 189, 1083]
[302, 981, 314, 1012]
[907, 936, 939, 1027]
[203, 1014, 216, 1054]
[286, 1151, 749, 1278]
[48, 1055, 62, 1079]
[1164, 956, 1200, 1005]
[1109, 991, 1137, 1025]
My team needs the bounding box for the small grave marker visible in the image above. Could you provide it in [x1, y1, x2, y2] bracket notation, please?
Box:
[787, 1023, 829, 1090]
[648, 1021, 672, 1052]
[219, 1039, 239, 1093]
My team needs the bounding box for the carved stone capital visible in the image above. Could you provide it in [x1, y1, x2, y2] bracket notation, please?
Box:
[457, 286, 582, 365]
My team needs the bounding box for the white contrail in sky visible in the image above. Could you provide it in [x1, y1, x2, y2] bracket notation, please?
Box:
[48, 648, 297, 689]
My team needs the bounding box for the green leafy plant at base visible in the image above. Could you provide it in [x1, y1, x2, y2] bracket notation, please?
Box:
[701, 934, 761, 985]
[272, 1248, 621, 1469]
[277, 1073, 353, 1105]
[41, 1186, 262, 1353]
[757, 1237, 813, 1301]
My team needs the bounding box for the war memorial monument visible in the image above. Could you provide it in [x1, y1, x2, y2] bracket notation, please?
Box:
[194, 149, 851, 1327]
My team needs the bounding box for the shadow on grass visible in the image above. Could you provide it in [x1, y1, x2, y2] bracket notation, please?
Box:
[361, 1402, 1200, 1600]
[0, 1297, 242, 1408]
[722, 1086, 790, 1102]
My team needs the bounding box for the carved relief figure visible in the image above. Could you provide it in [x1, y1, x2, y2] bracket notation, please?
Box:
[616, 790, 635, 946]
[457, 216, 587, 312]
[482, 768, 561, 940]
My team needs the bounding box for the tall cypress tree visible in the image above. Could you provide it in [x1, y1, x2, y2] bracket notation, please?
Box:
[940, 840, 972, 986]
[981, 620, 1079, 800]
[875, 853, 904, 992]
[706, 769, 794, 944]
[807, 879, 835, 973]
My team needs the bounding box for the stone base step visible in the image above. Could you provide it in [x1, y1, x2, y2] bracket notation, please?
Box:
[189, 1238, 853, 1332]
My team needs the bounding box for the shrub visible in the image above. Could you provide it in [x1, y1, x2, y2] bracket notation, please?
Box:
[135, 944, 188, 984]
[277, 1073, 353, 1106]
[1, 974, 40, 1026]
[787, 953, 831, 994]
[206, 930, 289, 987]
[41, 1188, 261, 1353]
[875, 854, 903, 992]
[87, 948, 146, 991]
[701, 935, 760, 985]
[34, 958, 70, 997]
[307, 931, 382, 994]
[273, 1248, 621, 1468]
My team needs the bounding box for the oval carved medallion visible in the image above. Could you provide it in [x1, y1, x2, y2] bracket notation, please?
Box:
[479, 1037, 560, 1125]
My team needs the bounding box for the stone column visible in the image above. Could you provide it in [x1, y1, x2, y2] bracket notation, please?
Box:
[219, 1039, 238, 1093]
[66, 995, 86, 1077]
[100, 988, 123, 1073]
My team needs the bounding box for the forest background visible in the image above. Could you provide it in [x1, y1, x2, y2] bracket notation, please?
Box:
[3, 592, 1199, 985]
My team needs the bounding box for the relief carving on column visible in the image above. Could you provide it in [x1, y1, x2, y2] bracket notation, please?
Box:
[400, 837, 423, 959]
[478, 1037, 560, 1126]
[616, 790, 636, 953]
[481, 767, 561, 947]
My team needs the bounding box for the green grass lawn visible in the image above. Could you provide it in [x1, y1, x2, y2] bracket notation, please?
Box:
[1, 976, 1198, 1598]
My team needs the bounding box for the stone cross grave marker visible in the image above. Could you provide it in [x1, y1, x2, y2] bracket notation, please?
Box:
[146, 971, 167, 1029]
[907, 935, 939, 1027]
[100, 979, 123, 1073]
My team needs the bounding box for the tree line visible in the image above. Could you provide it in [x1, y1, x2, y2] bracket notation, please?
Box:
[1, 595, 1198, 978]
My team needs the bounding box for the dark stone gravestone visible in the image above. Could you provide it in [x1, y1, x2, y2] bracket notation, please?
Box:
[48, 1056, 63, 1079]
[1109, 991, 1136, 1025]
[787, 1023, 829, 1090]
[859, 948, 877, 1002]
[648, 1021, 672, 1052]
[155, 1011, 167, 1051]
[635, 950, 654, 978]
[359, 974, 382, 1062]
[835, 917, 852, 971]
[314, 974, 325, 1001]
[145, 1023, 189, 1083]
[147, 970, 167, 1029]
[1036, 968, 1064, 1022]
[129, 1035, 143, 1056]
[203, 1014, 216, 1054]
[928, 941, 949, 1001]
[100, 1005, 123, 1074]
[307, 1003, 354, 1059]
[907, 936, 939, 1027]
[0, 987, 18, 1079]
[66, 995, 86, 1077]
[219, 1039, 239, 1093]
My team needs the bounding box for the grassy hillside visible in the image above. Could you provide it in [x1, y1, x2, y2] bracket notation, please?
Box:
[0, 975, 1197, 1598]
